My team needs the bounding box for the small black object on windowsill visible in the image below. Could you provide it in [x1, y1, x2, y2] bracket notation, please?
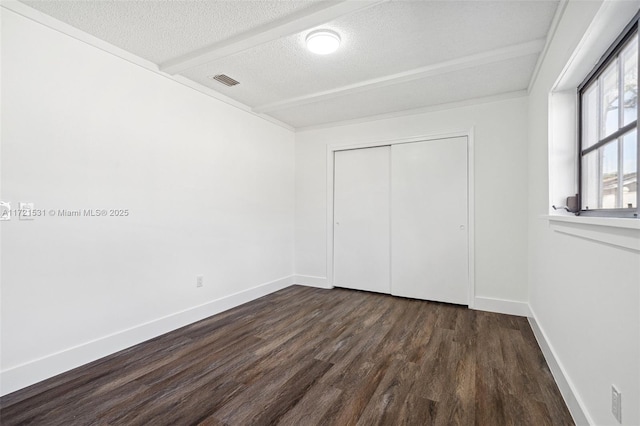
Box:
[552, 194, 580, 215]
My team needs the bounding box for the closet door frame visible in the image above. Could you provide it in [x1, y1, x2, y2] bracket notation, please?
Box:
[325, 129, 476, 308]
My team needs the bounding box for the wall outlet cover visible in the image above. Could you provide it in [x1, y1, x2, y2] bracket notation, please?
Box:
[612, 385, 622, 424]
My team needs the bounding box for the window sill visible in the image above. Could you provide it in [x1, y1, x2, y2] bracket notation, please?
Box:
[544, 214, 640, 252]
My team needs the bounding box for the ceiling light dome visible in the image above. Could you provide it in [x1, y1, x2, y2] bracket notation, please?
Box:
[306, 30, 341, 55]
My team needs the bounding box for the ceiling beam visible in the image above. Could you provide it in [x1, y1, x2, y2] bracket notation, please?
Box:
[528, 0, 568, 92]
[253, 39, 546, 114]
[159, 0, 384, 75]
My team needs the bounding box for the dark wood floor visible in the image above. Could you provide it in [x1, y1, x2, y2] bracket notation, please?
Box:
[0, 286, 573, 425]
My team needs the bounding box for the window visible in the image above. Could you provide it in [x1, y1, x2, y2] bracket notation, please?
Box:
[579, 13, 639, 218]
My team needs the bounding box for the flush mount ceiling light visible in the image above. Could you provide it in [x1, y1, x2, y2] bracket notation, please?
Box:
[306, 30, 341, 55]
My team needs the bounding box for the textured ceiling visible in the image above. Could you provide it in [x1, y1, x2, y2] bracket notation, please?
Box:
[21, 0, 325, 63]
[19, 0, 560, 129]
[269, 54, 539, 128]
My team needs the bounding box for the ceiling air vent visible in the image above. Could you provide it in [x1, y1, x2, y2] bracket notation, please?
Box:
[210, 74, 240, 87]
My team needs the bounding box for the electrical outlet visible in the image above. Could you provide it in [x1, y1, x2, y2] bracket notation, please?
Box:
[196, 275, 204, 288]
[612, 385, 622, 424]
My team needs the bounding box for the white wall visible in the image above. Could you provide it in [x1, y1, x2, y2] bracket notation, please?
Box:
[294, 96, 530, 311]
[528, 1, 640, 425]
[4, 4, 638, 423]
[0, 9, 295, 395]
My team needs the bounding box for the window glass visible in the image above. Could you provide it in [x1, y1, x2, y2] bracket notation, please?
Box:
[623, 35, 638, 126]
[582, 151, 599, 210]
[582, 84, 599, 148]
[623, 130, 638, 208]
[600, 142, 619, 208]
[601, 60, 619, 138]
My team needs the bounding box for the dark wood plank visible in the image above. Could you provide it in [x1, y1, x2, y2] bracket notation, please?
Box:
[355, 359, 420, 425]
[0, 286, 574, 426]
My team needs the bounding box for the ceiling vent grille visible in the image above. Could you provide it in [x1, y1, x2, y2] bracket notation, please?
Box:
[210, 74, 240, 87]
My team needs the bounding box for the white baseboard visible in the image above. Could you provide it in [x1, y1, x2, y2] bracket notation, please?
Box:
[0, 275, 294, 397]
[472, 296, 531, 317]
[293, 275, 331, 289]
[528, 308, 592, 426]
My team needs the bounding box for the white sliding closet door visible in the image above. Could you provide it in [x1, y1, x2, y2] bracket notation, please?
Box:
[391, 137, 469, 305]
[333, 146, 391, 293]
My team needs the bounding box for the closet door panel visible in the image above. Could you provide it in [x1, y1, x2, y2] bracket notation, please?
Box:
[333, 146, 391, 293]
[391, 137, 468, 304]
